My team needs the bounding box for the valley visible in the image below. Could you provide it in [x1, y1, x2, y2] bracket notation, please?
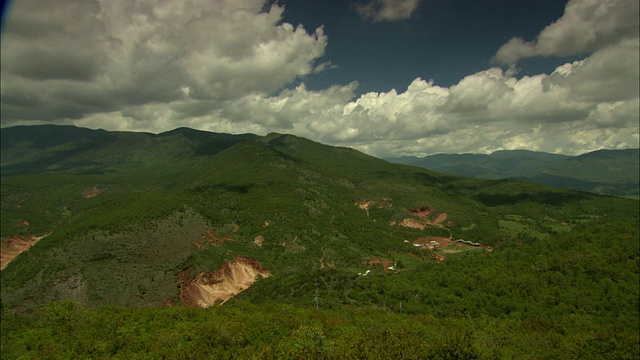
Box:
[388, 149, 640, 198]
[2, 0, 638, 356]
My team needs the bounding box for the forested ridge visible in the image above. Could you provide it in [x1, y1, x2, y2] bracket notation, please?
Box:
[1, 125, 638, 358]
[387, 148, 640, 198]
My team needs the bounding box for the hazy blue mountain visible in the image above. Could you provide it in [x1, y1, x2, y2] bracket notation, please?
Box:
[387, 149, 639, 197]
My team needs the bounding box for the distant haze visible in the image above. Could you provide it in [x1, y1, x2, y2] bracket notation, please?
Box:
[387, 148, 640, 197]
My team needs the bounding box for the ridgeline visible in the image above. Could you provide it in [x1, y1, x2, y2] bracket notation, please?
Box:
[2, 125, 638, 358]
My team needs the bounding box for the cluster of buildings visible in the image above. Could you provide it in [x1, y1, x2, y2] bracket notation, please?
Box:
[406, 240, 440, 249]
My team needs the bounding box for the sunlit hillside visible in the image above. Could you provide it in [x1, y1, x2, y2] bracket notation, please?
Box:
[1, 125, 638, 359]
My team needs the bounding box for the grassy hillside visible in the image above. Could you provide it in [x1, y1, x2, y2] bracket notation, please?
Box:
[1, 125, 638, 357]
[388, 148, 640, 197]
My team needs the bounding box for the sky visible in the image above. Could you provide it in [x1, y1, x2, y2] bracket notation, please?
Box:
[1, 0, 638, 158]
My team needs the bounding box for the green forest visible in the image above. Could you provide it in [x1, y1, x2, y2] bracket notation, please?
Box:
[1, 125, 638, 358]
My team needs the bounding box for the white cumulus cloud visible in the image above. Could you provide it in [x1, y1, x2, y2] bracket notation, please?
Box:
[493, 0, 639, 65]
[1, 0, 327, 124]
[1, 0, 637, 158]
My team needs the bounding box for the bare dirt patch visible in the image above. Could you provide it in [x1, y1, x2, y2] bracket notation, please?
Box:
[410, 206, 433, 217]
[355, 200, 372, 217]
[193, 225, 239, 248]
[355, 198, 394, 217]
[251, 235, 307, 250]
[413, 236, 451, 247]
[433, 213, 448, 225]
[179, 256, 270, 307]
[396, 218, 426, 229]
[354, 200, 487, 264]
[254, 235, 265, 248]
[355, 200, 372, 210]
[82, 185, 107, 198]
[1, 232, 52, 270]
[363, 257, 395, 272]
[390, 205, 450, 234]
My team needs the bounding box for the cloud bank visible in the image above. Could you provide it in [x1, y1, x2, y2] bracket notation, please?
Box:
[1, 0, 638, 158]
[1, 0, 327, 123]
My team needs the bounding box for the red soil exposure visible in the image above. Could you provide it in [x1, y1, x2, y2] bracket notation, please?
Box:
[363, 257, 395, 272]
[391, 206, 449, 231]
[355, 198, 394, 218]
[410, 206, 432, 217]
[433, 213, 448, 224]
[179, 256, 270, 307]
[1, 232, 53, 270]
[355, 200, 372, 210]
[193, 225, 239, 248]
[82, 186, 105, 198]
[395, 218, 427, 229]
[355, 200, 372, 217]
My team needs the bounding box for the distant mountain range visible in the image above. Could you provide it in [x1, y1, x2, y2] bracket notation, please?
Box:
[387, 149, 639, 197]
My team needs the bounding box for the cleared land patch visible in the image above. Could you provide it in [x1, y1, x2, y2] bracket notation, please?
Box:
[179, 256, 270, 307]
[1, 231, 52, 270]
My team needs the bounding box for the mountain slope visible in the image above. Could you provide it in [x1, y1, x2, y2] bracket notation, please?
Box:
[387, 149, 639, 197]
[0, 125, 258, 176]
[1, 125, 637, 346]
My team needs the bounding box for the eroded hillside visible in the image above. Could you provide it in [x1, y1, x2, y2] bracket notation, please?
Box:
[180, 256, 270, 307]
[1, 232, 52, 270]
[1, 125, 637, 320]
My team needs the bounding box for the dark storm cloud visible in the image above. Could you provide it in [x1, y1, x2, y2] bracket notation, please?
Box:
[5, 47, 104, 81]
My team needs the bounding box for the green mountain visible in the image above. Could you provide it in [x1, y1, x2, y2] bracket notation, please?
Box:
[1, 125, 638, 358]
[387, 149, 640, 197]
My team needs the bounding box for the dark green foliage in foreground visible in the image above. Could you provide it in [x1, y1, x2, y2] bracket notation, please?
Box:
[2, 300, 638, 359]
